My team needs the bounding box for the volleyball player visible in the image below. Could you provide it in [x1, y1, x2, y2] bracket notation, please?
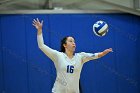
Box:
[32, 18, 113, 93]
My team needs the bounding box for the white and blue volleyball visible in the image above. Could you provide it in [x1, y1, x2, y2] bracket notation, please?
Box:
[93, 20, 108, 37]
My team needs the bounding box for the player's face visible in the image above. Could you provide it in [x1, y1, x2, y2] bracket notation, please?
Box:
[64, 37, 76, 52]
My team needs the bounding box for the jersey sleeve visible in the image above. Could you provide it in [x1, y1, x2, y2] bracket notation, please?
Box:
[80, 52, 99, 64]
[37, 33, 59, 63]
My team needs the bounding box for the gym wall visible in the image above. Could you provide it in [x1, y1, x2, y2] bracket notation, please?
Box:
[0, 13, 140, 93]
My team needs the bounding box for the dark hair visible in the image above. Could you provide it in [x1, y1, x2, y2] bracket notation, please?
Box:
[60, 36, 68, 52]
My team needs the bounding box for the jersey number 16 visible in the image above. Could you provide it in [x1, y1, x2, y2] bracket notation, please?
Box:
[67, 65, 74, 73]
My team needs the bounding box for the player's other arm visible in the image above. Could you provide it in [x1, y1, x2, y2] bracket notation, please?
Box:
[81, 48, 113, 64]
[98, 48, 113, 58]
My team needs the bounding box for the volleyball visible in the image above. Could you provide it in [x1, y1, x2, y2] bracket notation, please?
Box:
[93, 20, 108, 37]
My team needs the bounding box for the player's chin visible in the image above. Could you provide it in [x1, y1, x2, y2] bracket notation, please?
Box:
[72, 48, 76, 52]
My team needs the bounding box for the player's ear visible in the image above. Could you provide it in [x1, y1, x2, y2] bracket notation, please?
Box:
[63, 43, 67, 48]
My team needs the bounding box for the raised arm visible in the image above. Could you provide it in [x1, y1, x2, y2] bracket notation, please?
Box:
[32, 18, 43, 35]
[32, 18, 44, 49]
[32, 18, 58, 62]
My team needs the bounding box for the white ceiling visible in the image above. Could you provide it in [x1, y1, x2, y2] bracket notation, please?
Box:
[0, 0, 140, 15]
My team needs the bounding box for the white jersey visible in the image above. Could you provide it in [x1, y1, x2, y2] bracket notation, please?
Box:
[37, 34, 99, 93]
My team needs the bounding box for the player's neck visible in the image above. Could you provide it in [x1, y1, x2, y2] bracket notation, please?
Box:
[65, 50, 74, 59]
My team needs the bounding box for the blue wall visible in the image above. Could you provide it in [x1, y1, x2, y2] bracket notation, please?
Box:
[0, 14, 140, 93]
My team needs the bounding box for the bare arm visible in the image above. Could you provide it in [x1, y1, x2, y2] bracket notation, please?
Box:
[98, 48, 113, 58]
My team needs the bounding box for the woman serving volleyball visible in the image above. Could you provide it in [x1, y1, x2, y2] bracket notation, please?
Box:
[32, 18, 113, 93]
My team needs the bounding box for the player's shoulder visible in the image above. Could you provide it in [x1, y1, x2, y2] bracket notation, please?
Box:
[76, 52, 95, 57]
[52, 51, 65, 57]
[57, 51, 65, 56]
[76, 52, 87, 55]
[75, 52, 87, 57]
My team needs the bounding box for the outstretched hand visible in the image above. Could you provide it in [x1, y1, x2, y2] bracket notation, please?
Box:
[98, 48, 113, 58]
[104, 48, 113, 53]
[32, 18, 43, 31]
